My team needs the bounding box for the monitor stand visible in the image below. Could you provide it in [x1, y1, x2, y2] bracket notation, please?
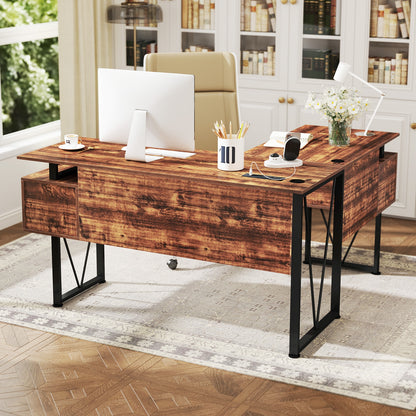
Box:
[125, 109, 162, 163]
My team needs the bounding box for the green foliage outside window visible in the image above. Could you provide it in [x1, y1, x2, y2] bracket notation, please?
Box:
[0, 0, 59, 135]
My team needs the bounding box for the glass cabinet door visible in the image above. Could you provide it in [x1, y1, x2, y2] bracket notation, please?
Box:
[239, 0, 277, 76]
[235, 0, 348, 91]
[181, 0, 216, 52]
[301, 0, 341, 81]
[367, 0, 412, 86]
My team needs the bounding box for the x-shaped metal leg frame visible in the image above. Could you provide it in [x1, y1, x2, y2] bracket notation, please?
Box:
[51, 237, 105, 307]
[289, 171, 344, 358]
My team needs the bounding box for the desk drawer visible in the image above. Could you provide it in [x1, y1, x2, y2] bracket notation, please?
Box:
[22, 169, 78, 238]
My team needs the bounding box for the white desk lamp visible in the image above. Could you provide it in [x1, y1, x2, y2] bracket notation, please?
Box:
[333, 62, 385, 136]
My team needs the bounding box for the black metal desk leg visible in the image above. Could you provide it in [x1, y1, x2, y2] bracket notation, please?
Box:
[331, 172, 344, 317]
[52, 236, 63, 307]
[96, 243, 106, 283]
[289, 194, 304, 358]
[373, 214, 382, 275]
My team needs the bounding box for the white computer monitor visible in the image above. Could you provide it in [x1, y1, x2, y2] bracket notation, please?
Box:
[98, 68, 195, 162]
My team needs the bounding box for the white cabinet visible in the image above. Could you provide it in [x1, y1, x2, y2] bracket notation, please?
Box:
[112, 0, 416, 218]
[367, 99, 416, 218]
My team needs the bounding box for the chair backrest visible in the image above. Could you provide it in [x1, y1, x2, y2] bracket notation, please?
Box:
[144, 52, 240, 151]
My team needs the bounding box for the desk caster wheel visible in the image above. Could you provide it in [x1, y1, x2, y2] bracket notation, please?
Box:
[167, 259, 178, 270]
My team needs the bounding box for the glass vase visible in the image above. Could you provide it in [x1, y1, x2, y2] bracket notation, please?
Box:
[328, 119, 351, 146]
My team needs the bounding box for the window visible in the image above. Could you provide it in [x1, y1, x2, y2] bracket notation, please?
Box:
[0, 0, 59, 155]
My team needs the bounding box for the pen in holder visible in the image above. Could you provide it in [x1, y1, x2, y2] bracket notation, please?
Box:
[213, 121, 249, 172]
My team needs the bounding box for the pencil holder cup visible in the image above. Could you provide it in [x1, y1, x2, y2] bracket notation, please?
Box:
[218, 135, 245, 171]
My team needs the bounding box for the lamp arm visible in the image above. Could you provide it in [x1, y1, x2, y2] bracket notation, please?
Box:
[364, 94, 384, 136]
[348, 71, 385, 96]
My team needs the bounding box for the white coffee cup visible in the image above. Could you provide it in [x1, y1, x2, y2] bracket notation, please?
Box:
[64, 134, 79, 147]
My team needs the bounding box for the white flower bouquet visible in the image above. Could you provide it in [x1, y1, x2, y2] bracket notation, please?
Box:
[305, 86, 368, 123]
[305, 86, 368, 146]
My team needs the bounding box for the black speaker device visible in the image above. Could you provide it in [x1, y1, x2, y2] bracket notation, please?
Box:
[263, 132, 303, 168]
[283, 135, 301, 161]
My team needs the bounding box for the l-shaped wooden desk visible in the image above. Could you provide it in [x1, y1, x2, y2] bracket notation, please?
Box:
[18, 125, 398, 357]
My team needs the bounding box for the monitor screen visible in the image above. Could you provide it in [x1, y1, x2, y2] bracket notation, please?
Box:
[98, 68, 195, 153]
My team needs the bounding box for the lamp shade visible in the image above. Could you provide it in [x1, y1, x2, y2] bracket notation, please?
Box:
[107, 3, 163, 25]
[333, 61, 352, 82]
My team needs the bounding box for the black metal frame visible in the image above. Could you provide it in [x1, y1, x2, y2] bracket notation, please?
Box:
[303, 145, 386, 276]
[51, 237, 105, 307]
[49, 163, 77, 180]
[304, 209, 382, 275]
[47, 162, 344, 356]
[289, 171, 344, 358]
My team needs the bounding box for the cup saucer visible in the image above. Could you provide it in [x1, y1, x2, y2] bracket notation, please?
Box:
[59, 143, 85, 151]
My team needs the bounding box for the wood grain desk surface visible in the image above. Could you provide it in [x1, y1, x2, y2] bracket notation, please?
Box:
[292, 125, 399, 164]
[18, 136, 344, 197]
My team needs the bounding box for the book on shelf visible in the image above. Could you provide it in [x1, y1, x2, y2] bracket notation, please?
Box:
[368, 53, 408, 85]
[371, 0, 411, 39]
[241, 46, 275, 75]
[266, 0, 276, 31]
[199, 0, 205, 29]
[377, 4, 385, 37]
[126, 40, 157, 67]
[241, 0, 275, 32]
[395, 0, 409, 38]
[302, 48, 339, 79]
[395, 52, 403, 84]
[402, 0, 411, 29]
[182, 0, 215, 29]
[370, 0, 379, 37]
[303, 0, 340, 35]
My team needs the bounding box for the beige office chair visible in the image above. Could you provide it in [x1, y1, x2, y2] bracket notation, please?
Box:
[144, 52, 240, 151]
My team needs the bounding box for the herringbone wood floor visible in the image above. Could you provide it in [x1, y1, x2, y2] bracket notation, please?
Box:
[1, 215, 416, 416]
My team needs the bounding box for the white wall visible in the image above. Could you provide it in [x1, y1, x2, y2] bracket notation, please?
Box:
[0, 157, 47, 230]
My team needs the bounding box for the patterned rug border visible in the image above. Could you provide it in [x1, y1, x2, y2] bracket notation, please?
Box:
[1, 233, 416, 410]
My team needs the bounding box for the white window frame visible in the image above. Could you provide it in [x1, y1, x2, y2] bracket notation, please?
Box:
[0, 21, 60, 160]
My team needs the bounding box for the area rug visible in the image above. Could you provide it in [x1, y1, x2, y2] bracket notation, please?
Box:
[1, 233, 416, 410]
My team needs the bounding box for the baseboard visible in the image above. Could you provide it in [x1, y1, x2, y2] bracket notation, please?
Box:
[0, 208, 22, 231]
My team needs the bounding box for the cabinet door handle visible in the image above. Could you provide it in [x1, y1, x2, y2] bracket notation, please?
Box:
[281, 0, 288, 3]
[411, 123, 416, 130]
[287, 97, 294, 104]
[290, 0, 297, 3]
[278, 97, 286, 103]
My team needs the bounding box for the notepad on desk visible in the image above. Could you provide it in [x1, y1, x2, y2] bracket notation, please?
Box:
[264, 131, 314, 149]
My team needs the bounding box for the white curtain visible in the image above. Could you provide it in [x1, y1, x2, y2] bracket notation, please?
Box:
[58, 0, 114, 138]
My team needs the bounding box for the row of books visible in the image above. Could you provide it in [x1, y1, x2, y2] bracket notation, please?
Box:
[302, 48, 340, 79]
[183, 45, 214, 52]
[126, 40, 157, 67]
[370, 0, 411, 38]
[240, 0, 277, 32]
[241, 47, 275, 76]
[182, 0, 215, 30]
[303, 0, 341, 35]
[368, 54, 408, 84]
